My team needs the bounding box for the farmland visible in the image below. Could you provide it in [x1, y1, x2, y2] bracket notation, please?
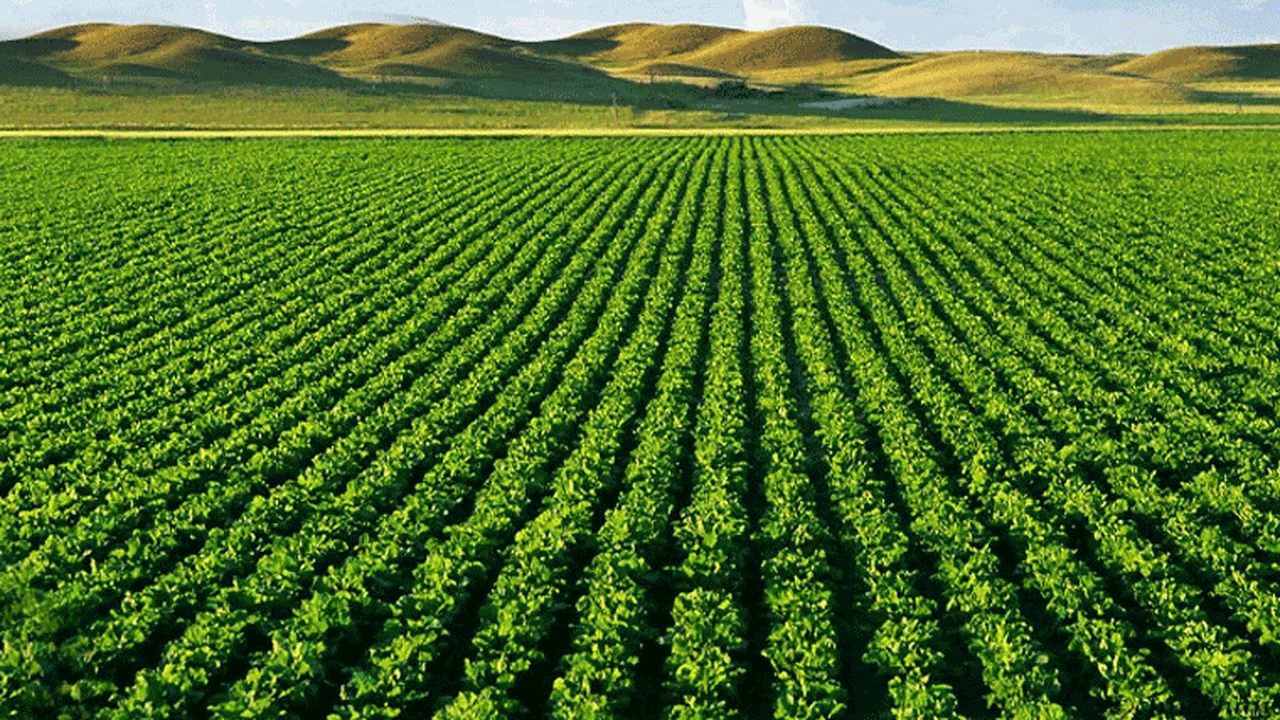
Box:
[2, 131, 1280, 719]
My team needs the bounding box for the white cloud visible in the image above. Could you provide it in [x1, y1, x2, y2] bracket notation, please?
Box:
[742, 0, 805, 31]
[850, 14, 887, 40]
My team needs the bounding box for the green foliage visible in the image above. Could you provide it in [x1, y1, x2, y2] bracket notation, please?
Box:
[1, 132, 1279, 720]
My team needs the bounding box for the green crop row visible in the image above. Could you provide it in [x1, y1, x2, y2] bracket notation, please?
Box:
[2, 132, 1279, 719]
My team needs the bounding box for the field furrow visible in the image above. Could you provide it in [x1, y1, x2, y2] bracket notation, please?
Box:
[3, 132, 1279, 719]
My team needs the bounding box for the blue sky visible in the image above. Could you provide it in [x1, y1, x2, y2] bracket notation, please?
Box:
[3, 0, 1277, 53]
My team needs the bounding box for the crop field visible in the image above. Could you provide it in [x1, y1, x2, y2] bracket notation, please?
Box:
[2, 132, 1280, 720]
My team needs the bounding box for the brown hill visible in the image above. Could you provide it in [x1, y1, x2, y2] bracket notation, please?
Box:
[1113, 44, 1280, 82]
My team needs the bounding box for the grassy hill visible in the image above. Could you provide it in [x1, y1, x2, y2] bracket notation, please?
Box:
[0, 21, 902, 86]
[533, 23, 743, 65]
[0, 23, 352, 85]
[848, 51, 1193, 103]
[1113, 44, 1280, 83]
[679, 26, 901, 73]
[0, 21, 637, 88]
[2, 19, 1279, 130]
[276, 23, 591, 80]
[536, 22, 901, 77]
[3, 20, 1276, 95]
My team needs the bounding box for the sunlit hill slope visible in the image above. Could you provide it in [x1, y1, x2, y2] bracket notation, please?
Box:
[1, 20, 1278, 109]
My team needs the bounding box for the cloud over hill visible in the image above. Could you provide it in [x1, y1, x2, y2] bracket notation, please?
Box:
[743, 0, 806, 31]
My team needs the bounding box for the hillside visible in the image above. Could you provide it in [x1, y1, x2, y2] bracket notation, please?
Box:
[285, 23, 504, 64]
[0, 22, 634, 86]
[3, 19, 1280, 125]
[0, 55, 77, 85]
[851, 51, 1193, 103]
[532, 22, 901, 75]
[537, 23, 743, 65]
[680, 25, 901, 73]
[0, 23, 351, 85]
[298, 24, 616, 81]
[0, 20, 901, 87]
[18, 23, 225, 62]
[1113, 44, 1280, 83]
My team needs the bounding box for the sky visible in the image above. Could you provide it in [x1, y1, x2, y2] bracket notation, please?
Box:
[2, 0, 1278, 54]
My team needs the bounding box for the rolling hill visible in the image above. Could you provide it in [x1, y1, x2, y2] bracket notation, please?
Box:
[0, 20, 901, 88]
[531, 23, 901, 75]
[678, 26, 901, 73]
[848, 51, 1194, 103]
[0, 23, 352, 85]
[300, 24, 617, 81]
[0, 21, 635, 86]
[1112, 43, 1280, 83]
[533, 23, 744, 65]
[1, 19, 1278, 116]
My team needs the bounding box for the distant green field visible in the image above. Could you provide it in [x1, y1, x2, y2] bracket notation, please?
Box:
[4, 133, 1280, 719]
[5, 84, 1280, 132]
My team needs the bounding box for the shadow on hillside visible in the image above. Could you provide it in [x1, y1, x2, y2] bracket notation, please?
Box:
[636, 62, 743, 80]
[351, 69, 1122, 125]
[100, 62, 186, 79]
[366, 63, 463, 80]
[0, 55, 79, 86]
[189, 47, 361, 86]
[1222, 46, 1280, 81]
[255, 37, 351, 58]
[526, 37, 620, 59]
[366, 79, 1126, 126]
[722, 96, 1114, 124]
[0, 37, 77, 58]
[473, 46, 618, 78]
[0, 50, 367, 90]
[8, 58, 1278, 128]
[1191, 88, 1280, 108]
[363, 73, 635, 104]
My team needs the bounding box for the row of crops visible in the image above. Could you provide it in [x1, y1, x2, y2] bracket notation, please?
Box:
[2, 131, 1280, 719]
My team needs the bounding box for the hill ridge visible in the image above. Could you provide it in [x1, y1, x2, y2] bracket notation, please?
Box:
[0, 19, 900, 85]
[1113, 43, 1280, 82]
[4, 19, 1279, 110]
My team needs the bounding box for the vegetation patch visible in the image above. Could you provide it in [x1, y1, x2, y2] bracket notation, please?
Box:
[2, 132, 1280, 718]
